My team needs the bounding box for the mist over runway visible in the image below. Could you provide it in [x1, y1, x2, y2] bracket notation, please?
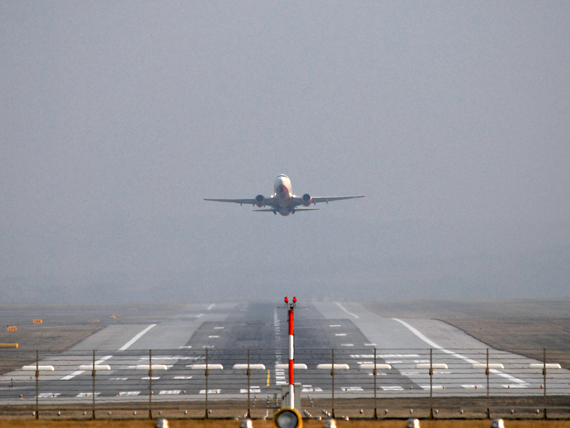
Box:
[2, 301, 569, 408]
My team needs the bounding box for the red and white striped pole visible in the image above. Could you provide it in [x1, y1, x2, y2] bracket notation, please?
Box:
[284, 296, 297, 408]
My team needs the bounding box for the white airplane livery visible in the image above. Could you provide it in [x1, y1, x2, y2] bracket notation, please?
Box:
[205, 174, 365, 216]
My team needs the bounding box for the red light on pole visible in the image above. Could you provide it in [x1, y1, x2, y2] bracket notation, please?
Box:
[284, 297, 288, 303]
[293, 297, 297, 303]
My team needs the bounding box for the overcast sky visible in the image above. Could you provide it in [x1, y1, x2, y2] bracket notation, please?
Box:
[2, 2, 569, 304]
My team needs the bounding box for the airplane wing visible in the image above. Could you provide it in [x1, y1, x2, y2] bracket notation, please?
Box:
[204, 198, 276, 207]
[303, 195, 365, 204]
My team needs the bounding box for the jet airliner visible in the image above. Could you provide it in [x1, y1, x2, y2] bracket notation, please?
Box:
[205, 174, 365, 216]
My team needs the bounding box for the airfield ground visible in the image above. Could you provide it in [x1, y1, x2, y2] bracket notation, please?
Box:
[1, 299, 570, 425]
[0, 418, 569, 427]
[362, 299, 570, 369]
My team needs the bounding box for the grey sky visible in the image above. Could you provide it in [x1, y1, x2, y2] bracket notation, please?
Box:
[1, 2, 569, 304]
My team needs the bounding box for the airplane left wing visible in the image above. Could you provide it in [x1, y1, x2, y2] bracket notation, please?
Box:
[204, 198, 276, 207]
[204, 198, 256, 205]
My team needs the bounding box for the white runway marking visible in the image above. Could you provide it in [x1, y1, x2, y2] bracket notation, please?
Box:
[207, 304, 215, 310]
[420, 385, 444, 390]
[174, 376, 193, 379]
[119, 324, 156, 351]
[335, 333, 347, 336]
[118, 391, 140, 396]
[199, 389, 220, 394]
[462, 384, 484, 389]
[61, 370, 84, 380]
[240, 388, 261, 393]
[392, 318, 528, 386]
[341, 344, 354, 347]
[303, 387, 323, 392]
[61, 355, 112, 380]
[335, 302, 359, 319]
[76, 392, 100, 398]
[38, 393, 60, 398]
[160, 390, 181, 395]
[381, 386, 403, 391]
[341, 386, 364, 392]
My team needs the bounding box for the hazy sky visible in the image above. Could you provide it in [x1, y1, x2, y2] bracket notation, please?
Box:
[2, 2, 569, 304]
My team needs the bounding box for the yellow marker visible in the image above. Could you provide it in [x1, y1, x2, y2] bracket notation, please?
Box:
[267, 370, 270, 387]
[0, 343, 19, 348]
[7, 326, 17, 332]
[110, 314, 116, 319]
[33, 319, 43, 324]
[88, 319, 100, 323]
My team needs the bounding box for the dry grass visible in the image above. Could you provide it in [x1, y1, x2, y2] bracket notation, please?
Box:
[1, 419, 570, 428]
[0, 326, 103, 375]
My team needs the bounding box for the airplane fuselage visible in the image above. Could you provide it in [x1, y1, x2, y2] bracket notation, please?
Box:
[273, 174, 295, 216]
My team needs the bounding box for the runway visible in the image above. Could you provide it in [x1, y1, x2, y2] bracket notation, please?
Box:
[1, 301, 569, 407]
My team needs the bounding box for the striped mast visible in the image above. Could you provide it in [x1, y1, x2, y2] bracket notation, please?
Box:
[284, 296, 297, 408]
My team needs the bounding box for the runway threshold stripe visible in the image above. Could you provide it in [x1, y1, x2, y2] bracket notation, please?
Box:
[119, 324, 157, 351]
[335, 302, 359, 319]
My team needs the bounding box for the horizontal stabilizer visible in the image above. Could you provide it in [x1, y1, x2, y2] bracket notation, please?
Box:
[252, 208, 320, 212]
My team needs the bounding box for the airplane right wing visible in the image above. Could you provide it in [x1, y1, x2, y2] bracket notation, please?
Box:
[310, 195, 365, 204]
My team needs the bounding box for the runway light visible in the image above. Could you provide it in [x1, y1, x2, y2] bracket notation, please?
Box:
[274, 408, 302, 428]
[406, 418, 420, 428]
[491, 419, 505, 428]
[155, 418, 169, 428]
[240, 418, 253, 428]
[324, 418, 336, 428]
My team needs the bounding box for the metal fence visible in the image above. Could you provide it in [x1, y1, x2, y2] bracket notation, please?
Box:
[1, 347, 569, 420]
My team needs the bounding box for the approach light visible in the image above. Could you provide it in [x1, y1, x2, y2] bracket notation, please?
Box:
[274, 408, 302, 428]
[293, 297, 297, 303]
[284, 297, 288, 303]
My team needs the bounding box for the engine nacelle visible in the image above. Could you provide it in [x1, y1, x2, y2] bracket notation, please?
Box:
[301, 193, 313, 207]
[255, 194, 266, 207]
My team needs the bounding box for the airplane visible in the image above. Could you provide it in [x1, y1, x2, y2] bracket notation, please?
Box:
[204, 174, 365, 216]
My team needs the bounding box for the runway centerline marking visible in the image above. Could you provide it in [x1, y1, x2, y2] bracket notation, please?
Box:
[119, 324, 157, 351]
[392, 318, 527, 385]
[335, 302, 359, 319]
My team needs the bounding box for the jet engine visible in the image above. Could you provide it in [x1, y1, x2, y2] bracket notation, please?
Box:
[301, 193, 313, 207]
[255, 194, 266, 207]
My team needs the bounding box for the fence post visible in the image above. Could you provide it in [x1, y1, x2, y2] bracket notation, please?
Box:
[373, 348, 377, 419]
[247, 349, 251, 418]
[543, 348, 547, 420]
[148, 349, 153, 419]
[486, 348, 490, 419]
[429, 348, 434, 419]
[35, 350, 39, 420]
[331, 348, 335, 419]
[92, 350, 96, 420]
[205, 348, 209, 419]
